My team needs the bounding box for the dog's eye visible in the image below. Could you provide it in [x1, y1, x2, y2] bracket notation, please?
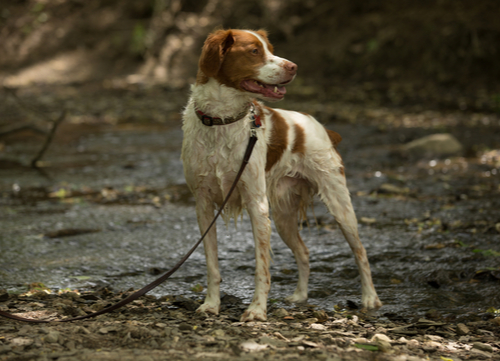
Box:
[251, 48, 259, 55]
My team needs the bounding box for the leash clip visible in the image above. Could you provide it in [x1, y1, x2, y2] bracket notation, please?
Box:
[250, 127, 258, 139]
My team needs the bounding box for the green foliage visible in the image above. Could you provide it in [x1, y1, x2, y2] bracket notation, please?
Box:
[492, 94, 500, 113]
[367, 39, 378, 53]
[473, 249, 500, 257]
[354, 343, 379, 351]
[190, 284, 203, 293]
[130, 22, 147, 56]
[31, 2, 45, 13]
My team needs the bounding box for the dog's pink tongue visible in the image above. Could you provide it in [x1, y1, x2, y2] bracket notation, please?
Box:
[266, 84, 286, 95]
[241, 80, 286, 98]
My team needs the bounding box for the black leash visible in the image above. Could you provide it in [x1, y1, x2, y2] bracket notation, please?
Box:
[0, 129, 258, 323]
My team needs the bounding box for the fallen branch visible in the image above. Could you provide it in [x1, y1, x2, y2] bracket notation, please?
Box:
[0, 124, 47, 138]
[30, 109, 66, 169]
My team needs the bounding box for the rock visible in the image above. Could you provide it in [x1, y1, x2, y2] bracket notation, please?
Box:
[171, 295, 199, 311]
[10, 337, 34, 347]
[371, 333, 392, 352]
[273, 308, 289, 318]
[359, 217, 376, 225]
[212, 329, 225, 338]
[456, 323, 470, 335]
[44, 331, 60, 343]
[472, 342, 493, 353]
[469, 348, 492, 359]
[406, 339, 420, 349]
[490, 317, 500, 326]
[0, 346, 12, 355]
[310, 323, 327, 330]
[178, 323, 192, 331]
[401, 133, 463, 159]
[424, 309, 441, 319]
[425, 335, 443, 342]
[421, 341, 440, 352]
[378, 183, 410, 195]
[312, 310, 328, 322]
[259, 336, 287, 348]
[240, 340, 268, 352]
[305, 317, 319, 324]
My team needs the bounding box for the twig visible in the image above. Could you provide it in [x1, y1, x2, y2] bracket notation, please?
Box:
[3, 86, 55, 123]
[0, 124, 47, 138]
[30, 110, 66, 169]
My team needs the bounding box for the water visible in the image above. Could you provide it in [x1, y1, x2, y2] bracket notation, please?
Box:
[1, 120, 499, 321]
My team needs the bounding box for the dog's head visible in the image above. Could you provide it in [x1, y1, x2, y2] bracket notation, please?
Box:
[197, 29, 297, 102]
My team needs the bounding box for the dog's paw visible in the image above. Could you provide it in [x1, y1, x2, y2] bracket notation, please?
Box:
[284, 292, 308, 304]
[196, 302, 220, 315]
[362, 294, 383, 310]
[240, 306, 267, 322]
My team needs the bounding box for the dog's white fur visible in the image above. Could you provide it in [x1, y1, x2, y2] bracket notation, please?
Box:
[181, 29, 381, 321]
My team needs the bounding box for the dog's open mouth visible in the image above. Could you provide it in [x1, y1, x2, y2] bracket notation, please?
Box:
[240, 79, 291, 99]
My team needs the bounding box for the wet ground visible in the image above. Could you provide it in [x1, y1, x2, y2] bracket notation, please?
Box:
[1, 83, 500, 326]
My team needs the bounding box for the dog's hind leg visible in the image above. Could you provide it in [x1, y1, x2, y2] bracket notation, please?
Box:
[194, 192, 221, 315]
[317, 167, 382, 309]
[271, 177, 310, 304]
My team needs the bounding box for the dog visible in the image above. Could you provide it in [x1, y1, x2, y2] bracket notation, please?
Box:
[181, 29, 381, 321]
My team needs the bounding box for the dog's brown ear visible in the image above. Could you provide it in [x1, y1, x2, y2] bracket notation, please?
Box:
[199, 30, 235, 78]
[255, 29, 273, 53]
[255, 29, 268, 39]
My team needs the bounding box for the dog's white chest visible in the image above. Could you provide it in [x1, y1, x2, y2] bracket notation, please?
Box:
[181, 110, 258, 211]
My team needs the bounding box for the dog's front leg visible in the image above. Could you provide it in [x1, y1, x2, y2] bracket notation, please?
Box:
[194, 192, 221, 315]
[240, 194, 272, 322]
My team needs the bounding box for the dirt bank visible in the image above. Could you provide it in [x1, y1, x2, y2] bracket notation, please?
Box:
[1, 289, 499, 361]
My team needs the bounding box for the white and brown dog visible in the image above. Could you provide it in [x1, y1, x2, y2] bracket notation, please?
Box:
[181, 29, 381, 321]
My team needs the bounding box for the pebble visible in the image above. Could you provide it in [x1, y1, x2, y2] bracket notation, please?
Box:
[44, 331, 60, 343]
[456, 323, 470, 335]
[273, 308, 289, 318]
[178, 323, 192, 331]
[472, 342, 493, 353]
[371, 333, 392, 352]
[491, 317, 500, 326]
[1, 289, 497, 361]
[260, 336, 287, 348]
[401, 133, 463, 158]
[0, 346, 12, 355]
[469, 348, 492, 359]
[212, 329, 225, 337]
[312, 310, 328, 322]
[422, 341, 441, 352]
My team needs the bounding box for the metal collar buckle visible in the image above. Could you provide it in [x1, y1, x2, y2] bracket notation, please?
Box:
[200, 114, 215, 126]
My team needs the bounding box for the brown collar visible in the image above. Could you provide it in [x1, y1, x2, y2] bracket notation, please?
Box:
[194, 103, 251, 126]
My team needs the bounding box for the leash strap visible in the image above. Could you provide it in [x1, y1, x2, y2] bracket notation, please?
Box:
[0, 131, 259, 323]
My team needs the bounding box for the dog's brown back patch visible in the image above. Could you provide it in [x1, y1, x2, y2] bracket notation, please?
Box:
[292, 124, 306, 154]
[266, 107, 289, 172]
[325, 128, 342, 149]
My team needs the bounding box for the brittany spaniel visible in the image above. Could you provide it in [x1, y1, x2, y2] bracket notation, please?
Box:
[181, 29, 381, 321]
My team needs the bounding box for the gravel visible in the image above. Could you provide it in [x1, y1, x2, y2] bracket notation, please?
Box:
[1, 289, 499, 360]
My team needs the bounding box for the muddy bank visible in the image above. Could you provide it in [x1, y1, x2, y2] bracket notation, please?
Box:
[0, 289, 499, 360]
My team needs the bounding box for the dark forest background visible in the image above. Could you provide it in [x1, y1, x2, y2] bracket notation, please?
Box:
[1, 0, 500, 112]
